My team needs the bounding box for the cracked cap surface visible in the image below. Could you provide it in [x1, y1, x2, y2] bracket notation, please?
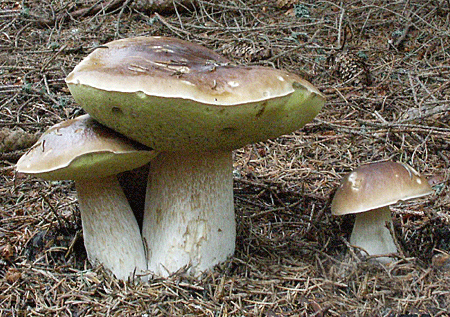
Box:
[16, 114, 156, 180]
[66, 36, 325, 151]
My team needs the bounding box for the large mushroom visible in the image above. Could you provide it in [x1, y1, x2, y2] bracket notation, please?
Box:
[65, 36, 325, 276]
[331, 161, 433, 263]
[16, 114, 156, 280]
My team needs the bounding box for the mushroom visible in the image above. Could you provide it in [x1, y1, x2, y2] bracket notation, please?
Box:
[65, 36, 325, 276]
[331, 161, 433, 263]
[16, 114, 157, 280]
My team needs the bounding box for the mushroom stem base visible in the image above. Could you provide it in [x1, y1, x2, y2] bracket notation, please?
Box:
[350, 206, 398, 263]
[143, 150, 235, 277]
[76, 176, 147, 280]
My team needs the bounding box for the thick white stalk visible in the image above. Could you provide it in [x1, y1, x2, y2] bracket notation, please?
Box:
[143, 150, 235, 277]
[350, 206, 398, 263]
[76, 176, 147, 280]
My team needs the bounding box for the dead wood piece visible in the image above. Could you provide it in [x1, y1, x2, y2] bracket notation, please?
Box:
[25, 0, 128, 27]
[131, 0, 196, 12]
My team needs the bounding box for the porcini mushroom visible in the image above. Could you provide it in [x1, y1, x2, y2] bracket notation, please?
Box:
[65, 36, 325, 276]
[16, 114, 157, 280]
[331, 161, 433, 263]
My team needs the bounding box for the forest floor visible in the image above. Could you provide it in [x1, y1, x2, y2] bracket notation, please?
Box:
[1, 0, 449, 316]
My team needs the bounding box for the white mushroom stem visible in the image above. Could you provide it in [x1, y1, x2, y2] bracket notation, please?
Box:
[143, 150, 235, 277]
[76, 176, 148, 280]
[350, 206, 398, 263]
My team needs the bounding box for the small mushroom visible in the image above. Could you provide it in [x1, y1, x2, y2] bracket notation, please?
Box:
[66, 36, 325, 276]
[16, 114, 157, 280]
[331, 161, 433, 263]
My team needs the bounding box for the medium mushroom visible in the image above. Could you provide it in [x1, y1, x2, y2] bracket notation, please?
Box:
[65, 36, 325, 276]
[16, 114, 157, 280]
[331, 161, 433, 263]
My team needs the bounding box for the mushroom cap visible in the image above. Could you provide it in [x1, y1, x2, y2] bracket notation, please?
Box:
[16, 114, 156, 180]
[66, 36, 325, 151]
[331, 161, 432, 215]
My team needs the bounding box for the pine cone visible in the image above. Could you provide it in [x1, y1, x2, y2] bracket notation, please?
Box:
[0, 128, 39, 153]
[328, 50, 372, 87]
[221, 43, 271, 62]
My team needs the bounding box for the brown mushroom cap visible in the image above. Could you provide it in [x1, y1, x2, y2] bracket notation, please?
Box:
[331, 161, 432, 215]
[16, 114, 156, 180]
[66, 36, 325, 151]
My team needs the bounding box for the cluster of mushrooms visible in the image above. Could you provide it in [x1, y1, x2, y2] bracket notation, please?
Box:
[16, 36, 325, 280]
[16, 36, 432, 281]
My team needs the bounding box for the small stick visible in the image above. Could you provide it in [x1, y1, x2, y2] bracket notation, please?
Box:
[394, 23, 412, 48]
[154, 12, 192, 37]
